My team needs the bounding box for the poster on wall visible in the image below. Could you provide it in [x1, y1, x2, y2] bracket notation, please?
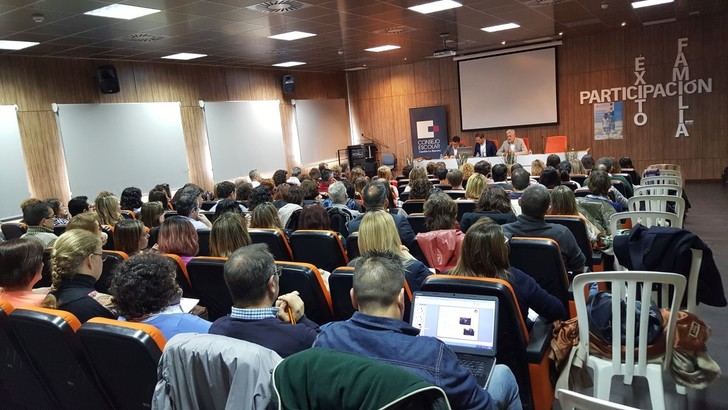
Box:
[409, 106, 449, 159]
[594, 101, 624, 140]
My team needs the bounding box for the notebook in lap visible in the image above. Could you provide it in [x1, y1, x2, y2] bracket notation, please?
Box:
[410, 292, 499, 388]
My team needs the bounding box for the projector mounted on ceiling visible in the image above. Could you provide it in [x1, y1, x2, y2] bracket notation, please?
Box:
[428, 33, 457, 59]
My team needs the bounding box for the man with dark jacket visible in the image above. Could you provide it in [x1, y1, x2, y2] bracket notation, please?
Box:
[315, 252, 521, 410]
[209, 244, 319, 357]
[346, 181, 415, 246]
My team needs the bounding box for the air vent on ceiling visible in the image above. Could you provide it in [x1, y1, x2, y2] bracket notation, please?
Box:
[247, 0, 308, 14]
[373, 26, 415, 35]
[126, 33, 166, 42]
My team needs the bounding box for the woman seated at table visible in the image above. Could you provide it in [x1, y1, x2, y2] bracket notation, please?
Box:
[449, 219, 567, 326]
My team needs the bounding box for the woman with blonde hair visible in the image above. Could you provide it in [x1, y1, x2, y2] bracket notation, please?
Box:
[449, 219, 566, 326]
[210, 213, 251, 258]
[141, 201, 165, 229]
[250, 202, 284, 230]
[50, 229, 116, 322]
[464, 173, 487, 200]
[113, 219, 149, 256]
[66, 212, 108, 246]
[569, 158, 586, 176]
[357, 210, 431, 291]
[156, 217, 199, 265]
[460, 162, 475, 184]
[530, 159, 545, 177]
[95, 192, 122, 227]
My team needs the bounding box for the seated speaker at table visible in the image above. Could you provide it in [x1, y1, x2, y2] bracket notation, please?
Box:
[496, 129, 529, 156]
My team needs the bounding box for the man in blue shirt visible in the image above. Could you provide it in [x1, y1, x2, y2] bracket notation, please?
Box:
[346, 181, 415, 246]
[314, 252, 522, 410]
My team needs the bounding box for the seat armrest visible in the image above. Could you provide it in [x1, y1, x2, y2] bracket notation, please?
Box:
[526, 317, 553, 363]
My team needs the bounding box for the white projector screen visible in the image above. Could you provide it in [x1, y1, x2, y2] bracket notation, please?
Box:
[57, 102, 188, 198]
[0, 105, 31, 220]
[294, 99, 350, 166]
[459, 47, 558, 130]
[204, 100, 286, 181]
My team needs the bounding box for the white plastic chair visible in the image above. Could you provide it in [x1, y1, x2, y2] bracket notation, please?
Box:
[627, 196, 685, 228]
[573, 272, 686, 410]
[633, 185, 683, 198]
[608, 211, 680, 235]
[641, 175, 682, 187]
[557, 388, 639, 410]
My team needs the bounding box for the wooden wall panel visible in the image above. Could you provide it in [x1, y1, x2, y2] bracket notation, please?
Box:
[0, 57, 346, 205]
[348, 14, 728, 179]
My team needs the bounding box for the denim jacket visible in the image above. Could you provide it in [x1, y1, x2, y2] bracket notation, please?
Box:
[314, 312, 493, 410]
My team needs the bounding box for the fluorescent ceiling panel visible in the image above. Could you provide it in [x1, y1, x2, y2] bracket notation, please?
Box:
[273, 61, 306, 67]
[365, 45, 401, 52]
[268, 31, 317, 41]
[632, 0, 674, 9]
[84, 4, 160, 20]
[0, 40, 39, 50]
[482, 23, 520, 32]
[162, 53, 207, 60]
[408, 1, 462, 14]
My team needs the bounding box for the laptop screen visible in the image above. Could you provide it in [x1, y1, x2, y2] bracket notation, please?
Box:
[411, 292, 498, 354]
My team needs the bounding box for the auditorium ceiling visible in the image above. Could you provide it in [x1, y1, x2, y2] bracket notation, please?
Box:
[0, 0, 725, 71]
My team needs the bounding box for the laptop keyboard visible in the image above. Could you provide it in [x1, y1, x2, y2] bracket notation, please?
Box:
[459, 358, 491, 387]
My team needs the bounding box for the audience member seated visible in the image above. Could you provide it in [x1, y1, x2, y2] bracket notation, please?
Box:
[156, 217, 199, 265]
[51, 229, 116, 322]
[557, 161, 580, 191]
[503, 184, 586, 273]
[464, 173, 487, 200]
[67, 212, 109, 245]
[249, 203, 279, 231]
[19, 198, 42, 224]
[141, 201, 165, 229]
[377, 166, 398, 200]
[569, 158, 587, 176]
[357, 210, 431, 291]
[446, 169, 464, 190]
[451, 219, 567, 325]
[460, 187, 517, 233]
[272, 169, 288, 187]
[581, 154, 595, 173]
[460, 163, 474, 187]
[249, 169, 262, 188]
[530, 159, 545, 177]
[539, 167, 561, 189]
[548, 186, 603, 243]
[175, 194, 211, 231]
[425, 162, 437, 176]
[67, 195, 90, 217]
[113, 219, 148, 256]
[278, 186, 304, 228]
[347, 182, 415, 247]
[111, 253, 211, 339]
[0, 239, 53, 307]
[509, 168, 531, 216]
[403, 166, 428, 193]
[120, 187, 143, 216]
[46, 198, 69, 226]
[434, 166, 448, 186]
[415, 192, 463, 272]
[490, 164, 513, 190]
[235, 181, 254, 205]
[407, 178, 432, 201]
[249, 185, 273, 211]
[213, 199, 243, 219]
[353, 177, 368, 206]
[210, 213, 250, 258]
[300, 180, 320, 206]
[20, 201, 58, 247]
[619, 156, 641, 185]
[298, 205, 331, 231]
[314, 252, 521, 410]
[272, 183, 289, 209]
[319, 168, 335, 193]
[595, 157, 633, 198]
[96, 191, 123, 229]
[577, 170, 619, 234]
[323, 181, 361, 218]
[546, 154, 561, 169]
[148, 189, 171, 211]
[209, 244, 319, 357]
[287, 167, 302, 186]
[210, 181, 246, 213]
[473, 160, 491, 178]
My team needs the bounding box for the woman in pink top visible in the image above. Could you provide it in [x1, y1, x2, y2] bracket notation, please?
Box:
[415, 192, 464, 272]
[0, 239, 54, 308]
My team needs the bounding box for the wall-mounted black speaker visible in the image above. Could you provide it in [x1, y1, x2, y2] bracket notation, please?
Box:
[282, 74, 295, 95]
[96, 65, 120, 94]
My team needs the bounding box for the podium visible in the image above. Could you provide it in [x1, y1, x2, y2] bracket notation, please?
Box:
[347, 143, 378, 177]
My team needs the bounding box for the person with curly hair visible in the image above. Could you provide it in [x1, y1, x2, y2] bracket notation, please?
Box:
[248, 185, 273, 211]
[407, 178, 432, 201]
[50, 229, 116, 322]
[120, 187, 143, 215]
[111, 253, 210, 339]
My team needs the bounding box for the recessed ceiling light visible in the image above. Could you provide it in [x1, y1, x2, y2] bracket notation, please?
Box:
[365, 45, 401, 52]
[268, 31, 317, 41]
[631, 0, 674, 9]
[344, 66, 368, 72]
[408, 0, 462, 14]
[161, 53, 207, 60]
[273, 61, 306, 67]
[482, 23, 520, 33]
[84, 4, 160, 20]
[621, 21, 627, 27]
[0, 40, 39, 50]
[501, 41, 506, 45]
[558, 31, 564, 36]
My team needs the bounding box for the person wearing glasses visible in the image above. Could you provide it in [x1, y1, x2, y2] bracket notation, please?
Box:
[450, 218, 567, 327]
[209, 244, 319, 358]
[20, 201, 59, 248]
[50, 229, 116, 322]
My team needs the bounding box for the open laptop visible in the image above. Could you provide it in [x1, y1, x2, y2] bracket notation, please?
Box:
[410, 292, 499, 387]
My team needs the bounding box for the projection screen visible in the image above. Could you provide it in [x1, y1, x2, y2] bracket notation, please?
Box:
[458, 47, 558, 130]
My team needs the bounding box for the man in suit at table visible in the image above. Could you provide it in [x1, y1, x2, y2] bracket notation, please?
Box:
[496, 129, 529, 156]
[474, 133, 497, 157]
[442, 135, 461, 158]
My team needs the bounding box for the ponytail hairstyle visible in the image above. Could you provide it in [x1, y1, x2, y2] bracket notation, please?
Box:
[51, 229, 101, 289]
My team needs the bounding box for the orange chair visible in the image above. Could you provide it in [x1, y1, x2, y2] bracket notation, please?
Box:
[545, 136, 568, 153]
[289, 230, 348, 272]
[161, 253, 196, 298]
[276, 261, 334, 325]
[79, 318, 166, 410]
[522, 137, 530, 152]
[421, 275, 554, 410]
[249, 228, 293, 261]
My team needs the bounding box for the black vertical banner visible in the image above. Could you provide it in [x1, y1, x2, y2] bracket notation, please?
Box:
[409, 105, 448, 159]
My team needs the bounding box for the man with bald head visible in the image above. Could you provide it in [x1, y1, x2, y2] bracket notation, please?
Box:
[496, 129, 529, 156]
